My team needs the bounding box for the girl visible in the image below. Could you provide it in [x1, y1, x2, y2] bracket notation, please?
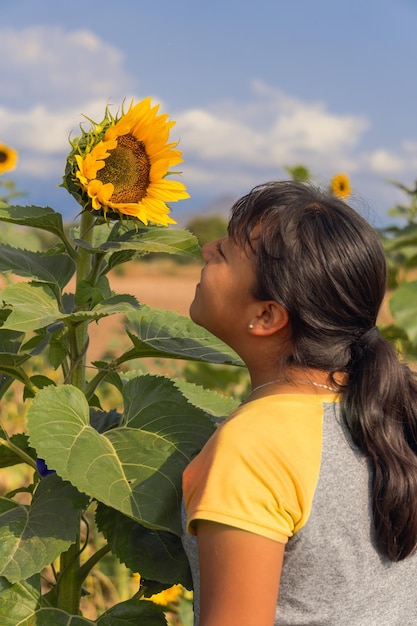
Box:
[182, 181, 417, 625]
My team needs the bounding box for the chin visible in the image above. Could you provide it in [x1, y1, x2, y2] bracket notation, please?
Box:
[189, 298, 199, 324]
[189, 302, 210, 334]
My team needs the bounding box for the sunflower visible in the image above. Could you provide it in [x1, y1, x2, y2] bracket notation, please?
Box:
[0, 143, 18, 175]
[148, 583, 183, 607]
[331, 173, 351, 200]
[64, 98, 189, 225]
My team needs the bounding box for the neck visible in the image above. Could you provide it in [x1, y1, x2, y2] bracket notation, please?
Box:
[248, 374, 339, 398]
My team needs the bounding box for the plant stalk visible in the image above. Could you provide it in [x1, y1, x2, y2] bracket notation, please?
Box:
[70, 210, 95, 391]
[57, 210, 95, 614]
[56, 535, 83, 614]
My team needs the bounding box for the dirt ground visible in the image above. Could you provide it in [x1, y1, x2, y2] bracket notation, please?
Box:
[86, 260, 202, 362]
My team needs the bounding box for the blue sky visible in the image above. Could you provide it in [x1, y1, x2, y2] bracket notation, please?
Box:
[1, 0, 416, 226]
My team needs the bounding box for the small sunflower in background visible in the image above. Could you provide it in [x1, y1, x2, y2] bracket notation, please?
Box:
[0, 143, 18, 175]
[331, 173, 351, 200]
[63, 97, 190, 226]
[148, 583, 183, 607]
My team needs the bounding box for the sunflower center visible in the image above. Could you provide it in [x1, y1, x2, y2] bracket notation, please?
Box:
[0, 151, 7, 164]
[97, 134, 151, 203]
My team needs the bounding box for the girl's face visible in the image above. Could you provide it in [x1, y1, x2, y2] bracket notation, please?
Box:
[189, 236, 260, 348]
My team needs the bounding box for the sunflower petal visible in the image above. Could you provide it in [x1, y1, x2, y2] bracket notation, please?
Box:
[147, 178, 190, 201]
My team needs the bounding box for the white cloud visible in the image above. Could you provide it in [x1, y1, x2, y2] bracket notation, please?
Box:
[366, 150, 406, 174]
[175, 81, 370, 192]
[176, 109, 264, 163]
[0, 99, 129, 177]
[0, 25, 142, 177]
[0, 26, 133, 107]
[175, 82, 417, 200]
[364, 145, 417, 176]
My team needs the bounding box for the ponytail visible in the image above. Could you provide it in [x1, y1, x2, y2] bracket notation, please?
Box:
[343, 327, 417, 561]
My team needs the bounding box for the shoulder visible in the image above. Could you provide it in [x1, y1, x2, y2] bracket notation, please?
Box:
[216, 394, 329, 453]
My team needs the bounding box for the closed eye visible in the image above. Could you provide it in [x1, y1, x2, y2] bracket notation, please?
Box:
[216, 241, 226, 259]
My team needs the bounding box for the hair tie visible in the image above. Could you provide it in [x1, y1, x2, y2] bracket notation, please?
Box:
[348, 326, 380, 371]
[357, 325, 380, 347]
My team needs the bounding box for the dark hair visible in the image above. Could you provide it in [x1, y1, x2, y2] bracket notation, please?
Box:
[228, 180, 417, 562]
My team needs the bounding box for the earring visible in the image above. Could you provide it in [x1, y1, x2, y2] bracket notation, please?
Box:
[248, 323, 254, 329]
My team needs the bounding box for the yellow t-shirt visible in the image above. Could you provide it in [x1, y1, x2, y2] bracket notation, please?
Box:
[183, 393, 339, 543]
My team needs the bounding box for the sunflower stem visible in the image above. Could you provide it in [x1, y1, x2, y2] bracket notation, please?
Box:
[57, 532, 83, 615]
[70, 210, 95, 390]
[57, 210, 95, 614]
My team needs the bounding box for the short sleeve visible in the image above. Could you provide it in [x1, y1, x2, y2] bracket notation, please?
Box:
[183, 396, 326, 543]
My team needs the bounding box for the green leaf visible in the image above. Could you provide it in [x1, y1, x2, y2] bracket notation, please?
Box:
[17, 608, 95, 625]
[23, 375, 56, 400]
[96, 504, 192, 588]
[0, 357, 33, 390]
[0, 329, 25, 353]
[0, 245, 75, 291]
[380, 324, 417, 362]
[172, 379, 239, 418]
[48, 330, 69, 370]
[0, 283, 61, 332]
[125, 305, 244, 366]
[0, 575, 46, 626]
[75, 226, 202, 259]
[177, 592, 194, 626]
[0, 433, 35, 468]
[90, 408, 122, 433]
[380, 224, 417, 253]
[0, 330, 28, 397]
[27, 378, 214, 534]
[0, 353, 31, 369]
[64, 295, 139, 324]
[97, 597, 167, 626]
[105, 250, 136, 272]
[0, 474, 89, 583]
[284, 164, 311, 182]
[0, 205, 66, 241]
[75, 276, 112, 307]
[0, 283, 139, 332]
[389, 280, 417, 344]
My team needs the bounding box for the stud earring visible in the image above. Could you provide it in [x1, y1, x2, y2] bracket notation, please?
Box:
[248, 323, 254, 329]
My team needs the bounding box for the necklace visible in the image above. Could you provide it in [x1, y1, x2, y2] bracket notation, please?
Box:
[250, 377, 338, 396]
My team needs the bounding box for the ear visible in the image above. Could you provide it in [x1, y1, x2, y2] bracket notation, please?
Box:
[248, 301, 289, 336]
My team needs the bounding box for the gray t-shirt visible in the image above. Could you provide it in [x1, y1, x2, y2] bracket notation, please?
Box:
[182, 402, 417, 625]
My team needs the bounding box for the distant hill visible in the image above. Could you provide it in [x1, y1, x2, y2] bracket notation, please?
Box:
[175, 193, 238, 227]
